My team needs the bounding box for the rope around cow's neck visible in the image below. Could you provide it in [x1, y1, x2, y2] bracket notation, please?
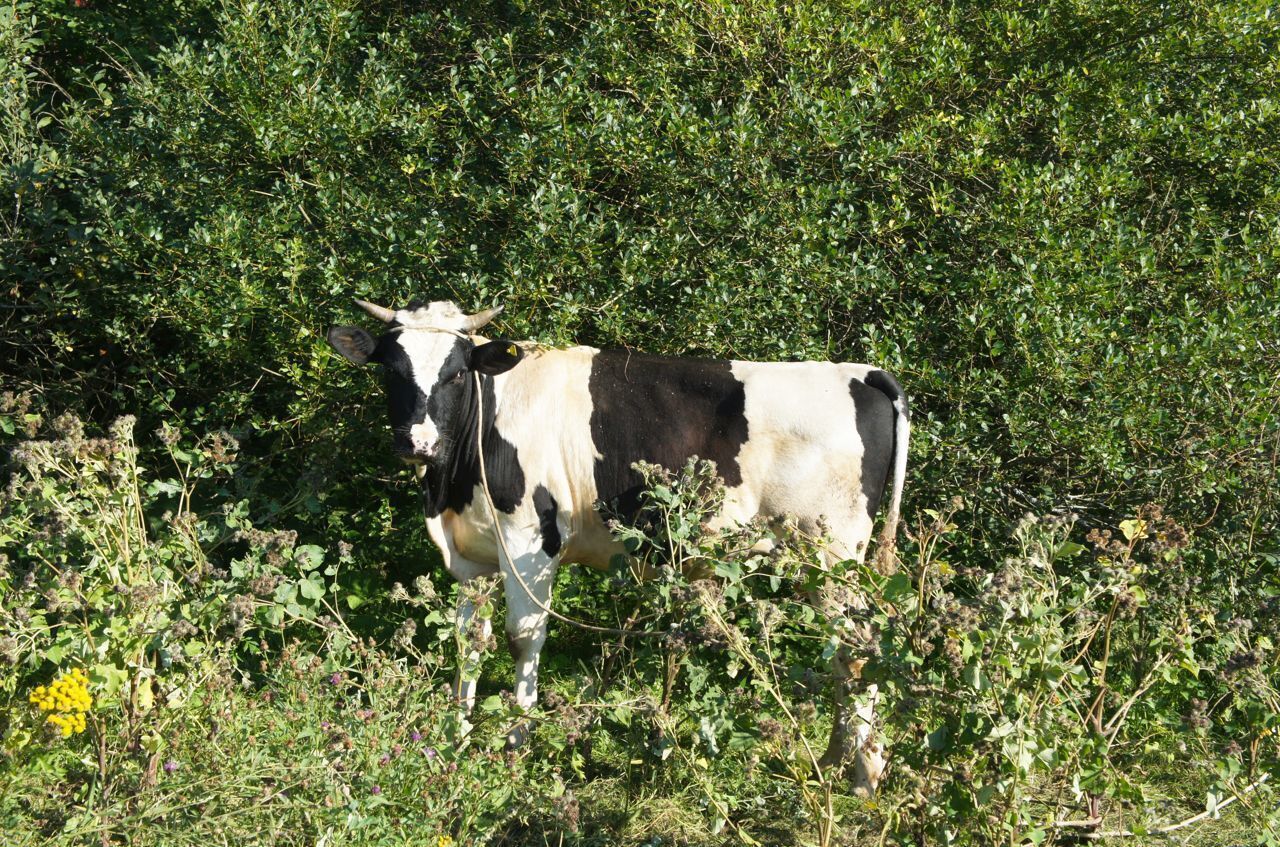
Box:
[392, 322, 662, 638]
[469, 367, 665, 639]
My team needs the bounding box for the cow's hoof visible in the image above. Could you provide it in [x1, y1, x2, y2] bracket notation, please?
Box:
[505, 721, 530, 749]
[851, 742, 885, 798]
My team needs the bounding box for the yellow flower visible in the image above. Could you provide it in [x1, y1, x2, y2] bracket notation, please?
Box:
[436, 837, 454, 847]
[30, 669, 93, 737]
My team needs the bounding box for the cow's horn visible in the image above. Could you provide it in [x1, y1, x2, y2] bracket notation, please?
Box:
[354, 299, 397, 323]
[460, 305, 503, 331]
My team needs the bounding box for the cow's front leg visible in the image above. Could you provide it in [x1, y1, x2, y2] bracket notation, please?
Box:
[425, 515, 500, 714]
[499, 534, 559, 746]
[454, 574, 497, 714]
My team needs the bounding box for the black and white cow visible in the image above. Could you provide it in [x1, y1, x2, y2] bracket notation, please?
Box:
[327, 299, 909, 794]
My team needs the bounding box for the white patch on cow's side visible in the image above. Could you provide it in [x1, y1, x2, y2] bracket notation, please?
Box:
[485, 346, 620, 569]
[728, 360, 879, 562]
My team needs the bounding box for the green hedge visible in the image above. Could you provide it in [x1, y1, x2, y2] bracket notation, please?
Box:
[4, 0, 1278, 565]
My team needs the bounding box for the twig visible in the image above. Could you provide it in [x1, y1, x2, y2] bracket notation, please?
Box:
[1103, 652, 1171, 741]
[1054, 772, 1271, 838]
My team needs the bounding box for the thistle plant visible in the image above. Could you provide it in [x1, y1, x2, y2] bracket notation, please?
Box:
[0, 412, 358, 803]
[593, 462, 1280, 845]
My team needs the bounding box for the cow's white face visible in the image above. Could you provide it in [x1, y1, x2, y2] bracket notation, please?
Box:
[327, 300, 522, 466]
[383, 312, 471, 464]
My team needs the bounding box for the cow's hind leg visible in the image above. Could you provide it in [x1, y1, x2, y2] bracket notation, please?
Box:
[815, 530, 885, 797]
[820, 662, 884, 798]
[499, 533, 559, 747]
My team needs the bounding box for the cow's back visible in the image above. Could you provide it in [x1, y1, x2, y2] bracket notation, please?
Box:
[484, 346, 900, 568]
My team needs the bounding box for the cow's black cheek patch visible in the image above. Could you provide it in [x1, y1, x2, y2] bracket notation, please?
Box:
[851, 376, 896, 520]
[533, 485, 562, 556]
[437, 373, 526, 518]
[377, 340, 430, 459]
[588, 350, 749, 520]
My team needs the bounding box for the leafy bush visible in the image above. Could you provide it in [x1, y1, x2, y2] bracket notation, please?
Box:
[545, 460, 1280, 845]
[3, 0, 1277, 565]
[0, 413, 563, 844]
[868, 505, 1280, 844]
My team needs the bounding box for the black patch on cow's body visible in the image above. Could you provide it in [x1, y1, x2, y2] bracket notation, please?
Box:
[532, 485, 561, 556]
[851, 375, 897, 521]
[865, 369, 905, 408]
[588, 349, 749, 519]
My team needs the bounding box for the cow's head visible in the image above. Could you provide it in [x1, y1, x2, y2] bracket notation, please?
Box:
[327, 300, 523, 466]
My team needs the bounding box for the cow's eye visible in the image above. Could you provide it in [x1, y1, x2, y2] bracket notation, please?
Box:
[448, 370, 467, 384]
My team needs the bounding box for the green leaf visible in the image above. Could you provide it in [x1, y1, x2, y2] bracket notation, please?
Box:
[1119, 519, 1147, 542]
[91, 664, 129, 698]
[1054, 541, 1085, 560]
[140, 731, 164, 754]
[299, 574, 325, 601]
[714, 559, 742, 581]
[987, 720, 1016, 740]
[962, 664, 989, 691]
[260, 604, 284, 627]
[295, 544, 325, 571]
[883, 573, 914, 603]
[1205, 789, 1223, 816]
[147, 479, 183, 497]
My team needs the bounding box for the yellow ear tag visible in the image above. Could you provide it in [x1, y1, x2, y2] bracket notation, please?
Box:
[508, 344, 517, 356]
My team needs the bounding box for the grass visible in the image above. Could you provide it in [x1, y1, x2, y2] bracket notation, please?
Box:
[1, 424, 1275, 846]
[7, 640, 1267, 847]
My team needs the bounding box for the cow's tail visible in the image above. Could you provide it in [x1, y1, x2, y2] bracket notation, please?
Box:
[867, 370, 910, 574]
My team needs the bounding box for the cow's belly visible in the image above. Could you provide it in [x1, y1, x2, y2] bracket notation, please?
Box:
[446, 507, 502, 564]
[560, 510, 627, 571]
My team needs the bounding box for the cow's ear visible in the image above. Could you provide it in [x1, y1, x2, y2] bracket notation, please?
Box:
[327, 326, 379, 365]
[469, 340, 524, 375]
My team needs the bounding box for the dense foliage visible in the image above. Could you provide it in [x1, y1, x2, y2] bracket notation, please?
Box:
[5, 0, 1278, 554]
[2, 426, 1277, 844]
[2, 0, 1278, 843]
